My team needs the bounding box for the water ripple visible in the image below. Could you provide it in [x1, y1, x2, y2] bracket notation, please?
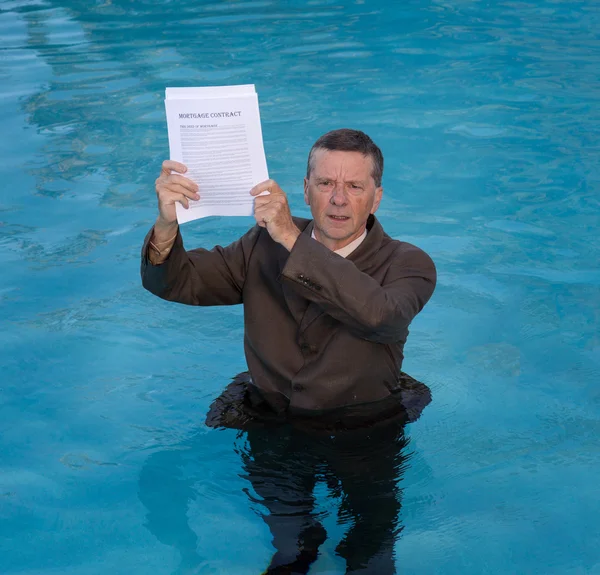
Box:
[1, 0, 599, 573]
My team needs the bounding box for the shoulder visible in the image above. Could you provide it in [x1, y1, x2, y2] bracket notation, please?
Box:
[379, 230, 436, 280]
[393, 239, 435, 267]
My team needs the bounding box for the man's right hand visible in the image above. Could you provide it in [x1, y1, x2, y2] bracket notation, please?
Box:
[154, 160, 200, 238]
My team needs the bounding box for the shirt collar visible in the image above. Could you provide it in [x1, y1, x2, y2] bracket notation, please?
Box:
[311, 228, 368, 258]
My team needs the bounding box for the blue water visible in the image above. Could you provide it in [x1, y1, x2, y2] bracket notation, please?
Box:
[1, 0, 599, 573]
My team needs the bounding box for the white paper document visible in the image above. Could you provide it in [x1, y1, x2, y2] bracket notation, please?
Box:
[164, 84, 269, 223]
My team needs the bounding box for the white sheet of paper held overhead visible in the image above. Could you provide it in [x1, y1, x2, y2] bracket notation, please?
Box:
[164, 85, 269, 223]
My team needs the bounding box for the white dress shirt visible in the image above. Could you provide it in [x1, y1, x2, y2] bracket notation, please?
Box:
[311, 228, 368, 258]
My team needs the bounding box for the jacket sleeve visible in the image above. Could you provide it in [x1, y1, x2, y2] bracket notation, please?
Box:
[280, 233, 436, 343]
[140, 224, 261, 306]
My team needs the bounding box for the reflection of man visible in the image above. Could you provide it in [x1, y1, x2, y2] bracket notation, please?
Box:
[138, 419, 410, 575]
[141, 129, 436, 574]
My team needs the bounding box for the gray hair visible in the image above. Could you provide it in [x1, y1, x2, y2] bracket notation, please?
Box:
[306, 129, 384, 187]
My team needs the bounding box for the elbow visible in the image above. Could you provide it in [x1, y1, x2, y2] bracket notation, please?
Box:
[141, 275, 168, 301]
[140, 261, 175, 301]
[361, 312, 410, 344]
[365, 287, 432, 340]
[141, 261, 158, 295]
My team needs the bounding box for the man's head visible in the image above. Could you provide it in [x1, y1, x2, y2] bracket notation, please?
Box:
[304, 129, 384, 252]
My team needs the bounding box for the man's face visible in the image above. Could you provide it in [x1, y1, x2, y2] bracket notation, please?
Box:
[304, 149, 383, 251]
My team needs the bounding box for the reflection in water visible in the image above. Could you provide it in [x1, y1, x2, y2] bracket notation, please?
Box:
[138, 446, 203, 574]
[139, 373, 428, 574]
[139, 421, 410, 575]
[4, 0, 600, 573]
[243, 422, 409, 574]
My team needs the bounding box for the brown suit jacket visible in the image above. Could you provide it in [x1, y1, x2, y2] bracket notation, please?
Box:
[141, 215, 436, 416]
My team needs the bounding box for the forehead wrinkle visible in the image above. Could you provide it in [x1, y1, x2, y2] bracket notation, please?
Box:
[311, 151, 373, 183]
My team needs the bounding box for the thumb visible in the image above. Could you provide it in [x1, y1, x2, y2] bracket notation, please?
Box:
[250, 180, 283, 197]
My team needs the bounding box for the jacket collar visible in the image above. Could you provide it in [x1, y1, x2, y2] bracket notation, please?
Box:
[301, 213, 383, 273]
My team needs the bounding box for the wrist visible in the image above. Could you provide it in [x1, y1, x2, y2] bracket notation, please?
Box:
[154, 217, 178, 243]
[280, 227, 301, 252]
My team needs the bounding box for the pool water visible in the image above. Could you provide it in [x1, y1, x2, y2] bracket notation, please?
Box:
[1, 0, 599, 573]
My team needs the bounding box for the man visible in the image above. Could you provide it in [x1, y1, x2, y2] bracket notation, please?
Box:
[141, 129, 436, 574]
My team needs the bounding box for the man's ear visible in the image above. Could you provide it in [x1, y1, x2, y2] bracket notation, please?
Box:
[371, 186, 383, 214]
[303, 178, 310, 206]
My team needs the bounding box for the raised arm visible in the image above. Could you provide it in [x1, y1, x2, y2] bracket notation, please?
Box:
[140, 160, 260, 306]
[141, 225, 261, 306]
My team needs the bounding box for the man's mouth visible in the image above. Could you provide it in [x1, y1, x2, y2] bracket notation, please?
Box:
[328, 215, 349, 221]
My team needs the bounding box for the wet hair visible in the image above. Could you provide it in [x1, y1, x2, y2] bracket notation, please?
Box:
[306, 128, 384, 187]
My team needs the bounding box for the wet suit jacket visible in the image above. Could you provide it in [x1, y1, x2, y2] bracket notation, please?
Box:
[140, 214, 436, 426]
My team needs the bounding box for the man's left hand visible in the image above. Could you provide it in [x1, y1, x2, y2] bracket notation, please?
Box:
[251, 180, 301, 252]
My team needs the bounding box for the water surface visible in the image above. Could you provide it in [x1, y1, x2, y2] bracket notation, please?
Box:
[1, 0, 599, 573]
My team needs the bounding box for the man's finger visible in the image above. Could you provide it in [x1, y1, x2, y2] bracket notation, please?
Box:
[167, 193, 189, 209]
[254, 196, 288, 217]
[160, 190, 194, 209]
[254, 205, 278, 224]
[161, 160, 188, 177]
[253, 195, 274, 208]
[250, 179, 283, 197]
[166, 174, 199, 194]
[249, 180, 271, 197]
[160, 183, 200, 201]
[254, 193, 289, 206]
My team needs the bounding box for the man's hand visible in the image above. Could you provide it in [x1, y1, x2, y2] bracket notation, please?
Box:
[154, 160, 200, 239]
[251, 180, 301, 251]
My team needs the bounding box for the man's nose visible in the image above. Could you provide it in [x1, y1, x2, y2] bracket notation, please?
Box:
[329, 184, 347, 206]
